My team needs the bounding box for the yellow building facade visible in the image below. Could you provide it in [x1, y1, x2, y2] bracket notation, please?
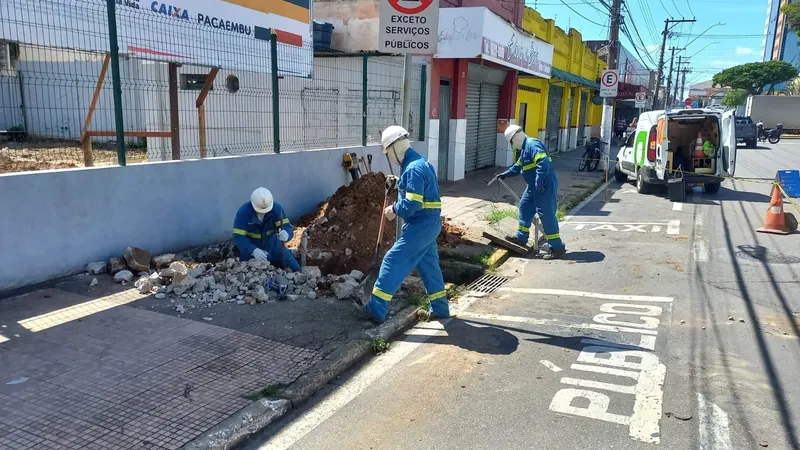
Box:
[517, 8, 606, 154]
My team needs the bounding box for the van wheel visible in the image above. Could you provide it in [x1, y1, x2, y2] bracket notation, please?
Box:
[636, 171, 650, 194]
[614, 162, 628, 183]
[704, 182, 721, 194]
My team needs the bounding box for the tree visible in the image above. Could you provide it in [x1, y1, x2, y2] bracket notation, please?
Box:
[721, 89, 748, 107]
[712, 61, 799, 95]
[782, 3, 800, 37]
[784, 77, 800, 96]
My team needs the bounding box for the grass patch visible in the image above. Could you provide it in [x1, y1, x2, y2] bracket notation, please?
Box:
[447, 284, 466, 300]
[371, 338, 390, 354]
[242, 384, 284, 401]
[485, 208, 517, 224]
[556, 206, 568, 221]
[407, 291, 430, 310]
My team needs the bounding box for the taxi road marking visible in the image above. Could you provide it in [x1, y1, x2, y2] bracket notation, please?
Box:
[568, 221, 681, 235]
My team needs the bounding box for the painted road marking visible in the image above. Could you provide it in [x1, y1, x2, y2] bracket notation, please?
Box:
[567, 221, 681, 234]
[498, 288, 674, 303]
[693, 212, 709, 262]
[258, 293, 486, 450]
[540, 360, 563, 372]
[698, 393, 732, 450]
[667, 220, 681, 235]
[548, 297, 668, 444]
[672, 202, 683, 211]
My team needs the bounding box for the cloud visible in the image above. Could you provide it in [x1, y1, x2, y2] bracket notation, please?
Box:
[736, 47, 754, 55]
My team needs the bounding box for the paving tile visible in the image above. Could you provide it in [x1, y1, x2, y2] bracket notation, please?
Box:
[0, 430, 56, 450]
[0, 423, 17, 438]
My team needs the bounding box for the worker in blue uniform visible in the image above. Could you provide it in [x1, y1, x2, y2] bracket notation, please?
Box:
[232, 187, 301, 272]
[496, 125, 566, 260]
[358, 125, 450, 322]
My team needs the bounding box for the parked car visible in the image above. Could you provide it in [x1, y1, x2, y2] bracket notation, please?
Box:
[735, 116, 758, 148]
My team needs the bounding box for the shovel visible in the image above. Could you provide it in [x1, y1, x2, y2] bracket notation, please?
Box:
[355, 182, 394, 307]
[485, 176, 546, 254]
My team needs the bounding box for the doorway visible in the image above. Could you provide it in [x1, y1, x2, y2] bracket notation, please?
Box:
[438, 80, 451, 181]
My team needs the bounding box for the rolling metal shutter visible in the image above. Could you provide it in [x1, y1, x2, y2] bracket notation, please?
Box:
[476, 83, 500, 170]
[578, 92, 588, 146]
[545, 85, 563, 153]
[464, 81, 481, 172]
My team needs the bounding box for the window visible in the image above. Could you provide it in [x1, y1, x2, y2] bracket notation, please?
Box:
[519, 103, 528, 133]
[625, 132, 636, 148]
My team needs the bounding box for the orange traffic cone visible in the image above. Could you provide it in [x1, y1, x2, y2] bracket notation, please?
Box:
[693, 132, 705, 159]
[757, 187, 791, 235]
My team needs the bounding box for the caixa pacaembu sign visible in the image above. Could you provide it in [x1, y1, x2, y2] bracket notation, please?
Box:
[379, 0, 438, 54]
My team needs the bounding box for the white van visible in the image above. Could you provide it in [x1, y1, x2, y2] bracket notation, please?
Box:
[614, 109, 737, 194]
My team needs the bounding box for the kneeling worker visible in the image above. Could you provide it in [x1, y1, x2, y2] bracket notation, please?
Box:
[496, 125, 566, 260]
[233, 187, 301, 272]
[359, 125, 450, 322]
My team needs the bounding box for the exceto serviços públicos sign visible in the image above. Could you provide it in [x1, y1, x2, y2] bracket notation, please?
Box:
[379, 0, 439, 54]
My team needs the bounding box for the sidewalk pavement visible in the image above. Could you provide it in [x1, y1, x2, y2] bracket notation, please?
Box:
[0, 272, 414, 449]
[440, 147, 615, 237]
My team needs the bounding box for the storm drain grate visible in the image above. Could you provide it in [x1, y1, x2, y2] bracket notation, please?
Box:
[467, 274, 509, 294]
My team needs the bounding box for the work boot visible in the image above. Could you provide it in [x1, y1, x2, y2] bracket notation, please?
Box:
[505, 235, 528, 247]
[543, 248, 567, 260]
[351, 299, 383, 324]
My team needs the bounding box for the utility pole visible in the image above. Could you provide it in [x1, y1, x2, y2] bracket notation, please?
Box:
[599, 0, 622, 171]
[652, 18, 696, 109]
[664, 47, 684, 110]
[679, 67, 691, 107]
[669, 56, 688, 106]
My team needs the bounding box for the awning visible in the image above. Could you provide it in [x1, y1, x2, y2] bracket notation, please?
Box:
[548, 67, 599, 90]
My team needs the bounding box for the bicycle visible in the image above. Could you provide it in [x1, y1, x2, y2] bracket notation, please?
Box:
[579, 138, 604, 172]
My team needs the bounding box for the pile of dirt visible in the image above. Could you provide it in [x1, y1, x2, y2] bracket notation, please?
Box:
[287, 172, 469, 274]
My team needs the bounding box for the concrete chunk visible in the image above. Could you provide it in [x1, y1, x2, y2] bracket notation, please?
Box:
[123, 246, 152, 272]
[85, 261, 107, 275]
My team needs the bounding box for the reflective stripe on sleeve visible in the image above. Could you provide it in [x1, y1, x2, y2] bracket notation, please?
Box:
[406, 192, 424, 203]
[422, 201, 441, 209]
[518, 225, 530, 232]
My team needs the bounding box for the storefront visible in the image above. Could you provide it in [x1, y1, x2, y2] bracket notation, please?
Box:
[428, 6, 554, 180]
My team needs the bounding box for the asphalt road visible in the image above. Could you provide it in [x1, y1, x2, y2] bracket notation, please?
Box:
[241, 139, 800, 450]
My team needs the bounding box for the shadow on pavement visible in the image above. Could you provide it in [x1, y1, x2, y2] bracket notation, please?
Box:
[715, 187, 772, 204]
[562, 251, 606, 263]
[716, 199, 800, 449]
[401, 318, 519, 355]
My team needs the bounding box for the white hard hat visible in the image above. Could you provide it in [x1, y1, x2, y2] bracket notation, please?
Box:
[504, 124, 523, 143]
[250, 187, 273, 214]
[381, 125, 409, 152]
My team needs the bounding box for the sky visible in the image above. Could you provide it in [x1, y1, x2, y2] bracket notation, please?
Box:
[527, 0, 768, 96]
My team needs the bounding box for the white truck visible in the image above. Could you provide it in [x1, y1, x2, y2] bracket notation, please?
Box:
[745, 95, 800, 133]
[614, 108, 737, 194]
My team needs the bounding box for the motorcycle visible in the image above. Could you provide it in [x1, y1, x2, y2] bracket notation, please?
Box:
[757, 123, 782, 144]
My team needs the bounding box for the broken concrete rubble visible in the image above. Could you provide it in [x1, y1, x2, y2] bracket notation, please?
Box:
[332, 278, 359, 300]
[152, 253, 175, 268]
[109, 257, 128, 274]
[124, 246, 152, 272]
[114, 270, 134, 283]
[85, 261, 107, 275]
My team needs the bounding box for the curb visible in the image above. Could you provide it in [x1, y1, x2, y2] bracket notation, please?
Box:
[178, 305, 420, 450]
[485, 247, 510, 268]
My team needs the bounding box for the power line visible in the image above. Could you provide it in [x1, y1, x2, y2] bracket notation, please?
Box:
[557, 0, 609, 27]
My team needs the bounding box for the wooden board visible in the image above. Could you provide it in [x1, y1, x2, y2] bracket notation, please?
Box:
[482, 217, 534, 256]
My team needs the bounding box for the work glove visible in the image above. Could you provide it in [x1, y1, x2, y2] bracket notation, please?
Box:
[384, 204, 397, 221]
[496, 173, 507, 180]
[252, 248, 269, 262]
[277, 229, 289, 242]
[385, 175, 398, 191]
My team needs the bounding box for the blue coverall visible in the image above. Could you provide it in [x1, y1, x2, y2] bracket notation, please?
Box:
[500, 137, 565, 251]
[232, 201, 301, 272]
[365, 148, 450, 322]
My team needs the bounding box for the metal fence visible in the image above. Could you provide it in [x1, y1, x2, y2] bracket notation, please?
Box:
[0, 0, 426, 173]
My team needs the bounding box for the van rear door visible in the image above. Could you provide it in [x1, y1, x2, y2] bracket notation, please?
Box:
[655, 114, 668, 180]
[721, 110, 737, 177]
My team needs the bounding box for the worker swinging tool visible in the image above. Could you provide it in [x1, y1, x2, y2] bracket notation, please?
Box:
[354, 125, 450, 323]
[494, 125, 566, 260]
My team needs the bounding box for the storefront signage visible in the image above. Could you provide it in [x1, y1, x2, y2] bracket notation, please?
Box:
[435, 7, 553, 78]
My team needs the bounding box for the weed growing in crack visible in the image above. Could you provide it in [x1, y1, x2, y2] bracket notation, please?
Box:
[407, 292, 430, 310]
[372, 338, 390, 354]
[485, 208, 517, 224]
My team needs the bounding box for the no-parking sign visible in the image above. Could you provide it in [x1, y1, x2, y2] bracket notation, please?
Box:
[600, 69, 619, 98]
[379, 0, 439, 54]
